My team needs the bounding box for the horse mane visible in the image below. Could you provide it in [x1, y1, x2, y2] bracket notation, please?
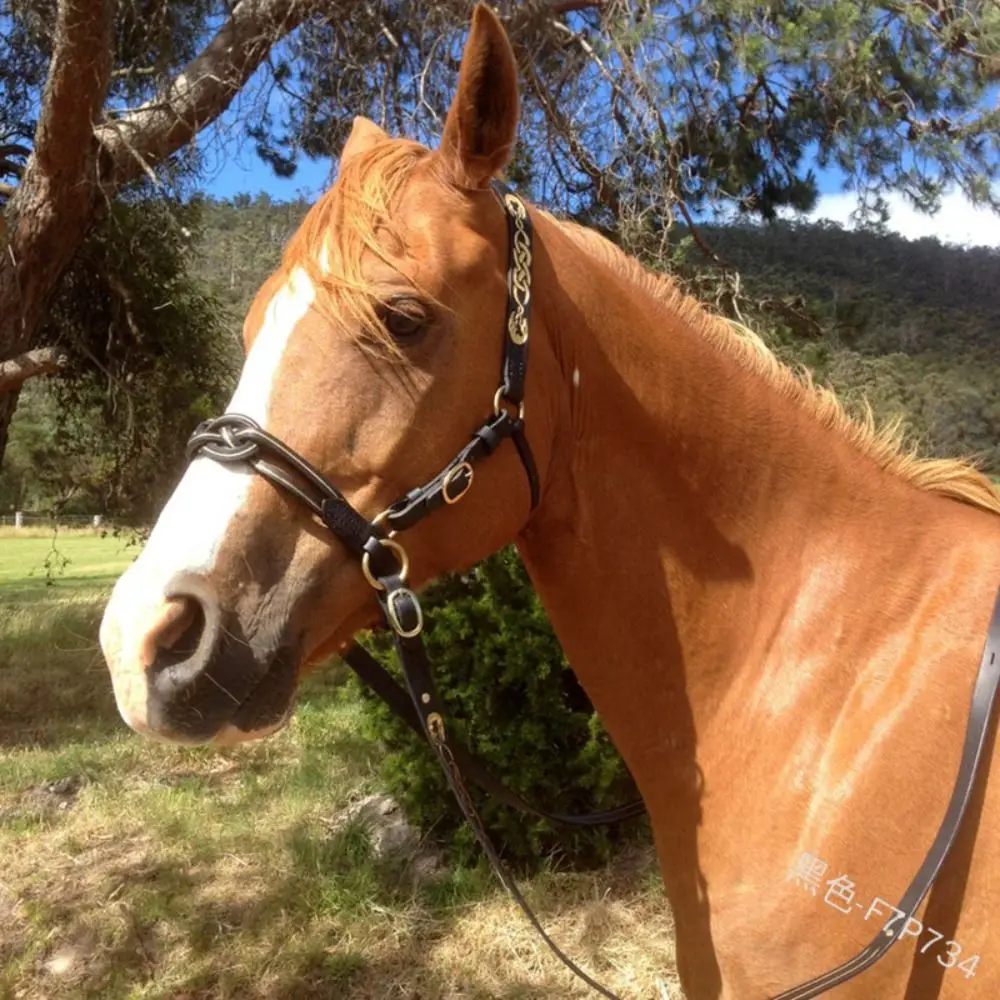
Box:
[552, 217, 1000, 516]
[277, 137, 1000, 516]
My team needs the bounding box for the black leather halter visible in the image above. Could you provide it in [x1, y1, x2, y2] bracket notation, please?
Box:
[187, 180, 1000, 999]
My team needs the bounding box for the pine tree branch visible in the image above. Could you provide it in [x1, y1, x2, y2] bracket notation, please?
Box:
[34, 0, 115, 181]
[0, 347, 68, 393]
[96, 0, 340, 187]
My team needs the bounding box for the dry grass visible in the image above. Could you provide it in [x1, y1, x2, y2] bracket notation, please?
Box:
[0, 549, 680, 999]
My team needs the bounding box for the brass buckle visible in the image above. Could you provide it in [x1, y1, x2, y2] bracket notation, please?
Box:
[361, 537, 410, 590]
[385, 587, 424, 638]
[442, 462, 474, 505]
[426, 711, 446, 743]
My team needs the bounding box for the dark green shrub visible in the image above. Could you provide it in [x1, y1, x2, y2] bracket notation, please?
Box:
[349, 546, 644, 869]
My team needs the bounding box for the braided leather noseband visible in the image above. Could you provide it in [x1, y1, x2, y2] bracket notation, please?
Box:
[187, 180, 1000, 999]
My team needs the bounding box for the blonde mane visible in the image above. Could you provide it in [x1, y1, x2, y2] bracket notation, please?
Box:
[554, 217, 1000, 516]
[277, 138, 1000, 516]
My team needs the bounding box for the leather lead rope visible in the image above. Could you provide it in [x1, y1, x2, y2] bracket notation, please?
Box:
[342, 643, 645, 827]
[771, 587, 1000, 999]
[187, 179, 1000, 999]
[373, 577, 625, 1000]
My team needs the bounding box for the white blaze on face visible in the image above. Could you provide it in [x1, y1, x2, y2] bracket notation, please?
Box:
[100, 267, 317, 731]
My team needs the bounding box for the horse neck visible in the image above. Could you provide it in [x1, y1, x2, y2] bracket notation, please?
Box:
[514, 215, 975, 790]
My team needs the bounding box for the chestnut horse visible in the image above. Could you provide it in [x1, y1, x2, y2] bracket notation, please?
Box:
[100, 6, 1000, 998]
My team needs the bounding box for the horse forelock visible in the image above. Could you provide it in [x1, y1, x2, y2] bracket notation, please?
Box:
[267, 137, 434, 360]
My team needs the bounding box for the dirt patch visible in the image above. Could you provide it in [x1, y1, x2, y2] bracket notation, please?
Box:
[324, 793, 445, 888]
[0, 774, 86, 825]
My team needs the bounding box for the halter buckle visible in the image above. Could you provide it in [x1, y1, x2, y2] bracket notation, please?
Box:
[385, 586, 424, 638]
[442, 462, 474, 505]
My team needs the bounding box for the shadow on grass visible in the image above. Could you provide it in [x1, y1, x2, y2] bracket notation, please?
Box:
[5, 806, 509, 998]
[36, 824, 584, 1000]
[0, 597, 125, 750]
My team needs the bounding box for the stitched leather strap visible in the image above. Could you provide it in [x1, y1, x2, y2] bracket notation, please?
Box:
[382, 412, 518, 532]
[188, 414, 386, 560]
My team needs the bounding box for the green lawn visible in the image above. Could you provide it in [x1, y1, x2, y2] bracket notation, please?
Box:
[0, 530, 139, 607]
[0, 530, 677, 999]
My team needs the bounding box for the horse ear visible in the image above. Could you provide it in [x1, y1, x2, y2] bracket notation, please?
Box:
[340, 116, 388, 172]
[438, 4, 519, 189]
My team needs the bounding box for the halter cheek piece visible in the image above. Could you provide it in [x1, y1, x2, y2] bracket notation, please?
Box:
[187, 181, 1000, 1000]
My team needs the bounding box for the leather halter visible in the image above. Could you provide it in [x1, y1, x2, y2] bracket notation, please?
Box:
[187, 180, 1000, 999]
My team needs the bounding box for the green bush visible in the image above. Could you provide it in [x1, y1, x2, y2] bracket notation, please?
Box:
[349, 547, 644, 869]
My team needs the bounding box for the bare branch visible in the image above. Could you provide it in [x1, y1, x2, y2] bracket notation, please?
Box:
[547, 0, 605, 13]
[521, 61, 621, 215]
[107, 270, 142, 343]
[97, 0, 337, 187]
[0, 346, 68, 393]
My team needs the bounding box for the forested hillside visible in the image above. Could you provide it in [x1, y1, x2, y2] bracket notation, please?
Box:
[3, 196, 997, 516]
[195, 197, 1000, 478]
[692, 221, 1000, 475]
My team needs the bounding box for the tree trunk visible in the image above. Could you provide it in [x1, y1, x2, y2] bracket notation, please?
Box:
[0, 0, 114, 464]
[0, 0, 324, 473]
[0, 390, 20, 467]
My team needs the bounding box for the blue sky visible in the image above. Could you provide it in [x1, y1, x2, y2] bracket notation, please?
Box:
[201, 146, 1000, 249]
[199, 132, 851, 202]
[201, 148, 334, 201]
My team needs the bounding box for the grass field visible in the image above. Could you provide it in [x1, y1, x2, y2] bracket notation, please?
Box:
[0, 534, 678, 999]
[0, 527, 141, 606]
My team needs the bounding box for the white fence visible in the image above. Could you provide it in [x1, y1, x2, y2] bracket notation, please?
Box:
[0, 512, 106, 529]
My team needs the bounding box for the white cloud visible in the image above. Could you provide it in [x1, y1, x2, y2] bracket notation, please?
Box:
[791, 189, 1000, 249]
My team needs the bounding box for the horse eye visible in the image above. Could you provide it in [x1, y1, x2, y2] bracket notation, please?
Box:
[381, 299, 428, 341]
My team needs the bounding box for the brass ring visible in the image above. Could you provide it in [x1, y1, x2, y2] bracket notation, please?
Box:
[442, 462, 474, 505]
[385, 587, 424, 638]
[371, 506, 398, 539]
[493, 386, 525, 421]
[361, 537, 410, 590]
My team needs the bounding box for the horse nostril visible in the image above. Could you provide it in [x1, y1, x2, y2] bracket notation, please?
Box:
[140, 596, 207, 675]
[140, 582, 234, 742]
